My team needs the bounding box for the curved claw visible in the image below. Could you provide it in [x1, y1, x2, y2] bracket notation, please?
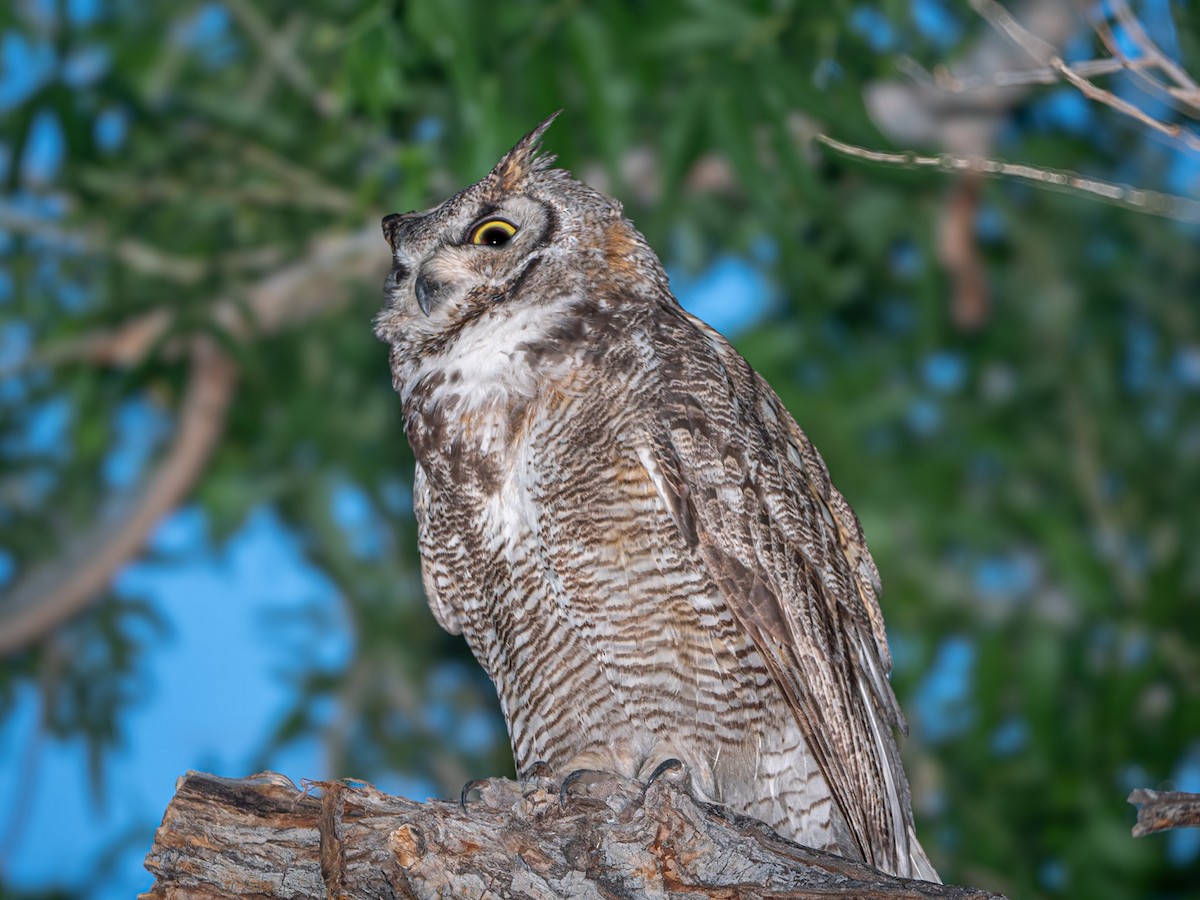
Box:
[522, 760, 555, 781]
[644, 757, 685, 787]
[459, 777, 489, 811]
[559, 768, 606, 808]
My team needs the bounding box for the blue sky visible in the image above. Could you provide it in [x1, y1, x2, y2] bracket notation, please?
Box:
[0, 507, 348, 896]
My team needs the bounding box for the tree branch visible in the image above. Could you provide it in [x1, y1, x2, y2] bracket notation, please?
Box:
[0, 339, 237, 657]
[142, 771, 1002, 899]
[43, 224, 381, 369]
[972, 0, 1200, 151]
[0, 201, 290, 298]
[0, 224, 385, 655]
[222, 0, 339, 118]
[1106, 0, 1200, 107]
[814, 135, 1200, 223]
[1129, 790, 1200, 837]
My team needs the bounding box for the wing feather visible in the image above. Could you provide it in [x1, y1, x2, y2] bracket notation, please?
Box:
[640, 306, 917, 875]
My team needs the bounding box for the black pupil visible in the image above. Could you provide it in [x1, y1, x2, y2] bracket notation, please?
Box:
[480, 226, 512, 246]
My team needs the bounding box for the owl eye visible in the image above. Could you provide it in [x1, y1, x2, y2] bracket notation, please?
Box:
[469, 218, 518, 247]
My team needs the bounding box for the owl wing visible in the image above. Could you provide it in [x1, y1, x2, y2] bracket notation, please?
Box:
[639, 306, 915, 875]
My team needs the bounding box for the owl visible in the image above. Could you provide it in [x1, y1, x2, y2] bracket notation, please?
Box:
[374, 114, 939, 882]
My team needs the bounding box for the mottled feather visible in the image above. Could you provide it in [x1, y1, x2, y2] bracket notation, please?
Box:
[375, 116, 938, 882]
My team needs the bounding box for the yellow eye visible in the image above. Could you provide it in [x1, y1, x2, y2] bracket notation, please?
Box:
[469, 218, 518, 246]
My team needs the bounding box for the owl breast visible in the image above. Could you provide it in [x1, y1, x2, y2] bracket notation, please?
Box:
[409, 312, 853, 854]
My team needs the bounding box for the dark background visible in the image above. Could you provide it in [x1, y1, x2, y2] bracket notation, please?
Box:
[0, 1, 1198, 898]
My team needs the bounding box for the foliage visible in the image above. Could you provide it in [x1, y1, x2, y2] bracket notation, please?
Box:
[1, 1, 1197, 898]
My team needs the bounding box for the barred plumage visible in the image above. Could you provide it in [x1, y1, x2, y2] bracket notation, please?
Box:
[375, 115, 938, 882]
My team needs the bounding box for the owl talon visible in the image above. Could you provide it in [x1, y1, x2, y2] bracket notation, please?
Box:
[522, 760, 555, 781]
[644, 757, 686, 787]
[519, 760, 558, 799]
[559, 768, 608, 807]
[459, 777, 488, 810]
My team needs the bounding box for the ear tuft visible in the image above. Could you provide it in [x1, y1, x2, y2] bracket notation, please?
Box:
[490, 111, 562, 189]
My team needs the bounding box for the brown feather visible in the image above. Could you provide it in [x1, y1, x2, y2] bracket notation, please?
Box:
[376, 118, 939, 882]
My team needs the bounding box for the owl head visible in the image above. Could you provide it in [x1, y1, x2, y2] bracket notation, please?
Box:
[374, 114, 670, 396]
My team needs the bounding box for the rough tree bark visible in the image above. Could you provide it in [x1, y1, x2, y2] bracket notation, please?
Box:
[142, 770, 1003, 900]
[1129, 790, 1200, 838]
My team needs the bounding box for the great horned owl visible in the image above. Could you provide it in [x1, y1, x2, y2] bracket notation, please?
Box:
[375, 114, 938, 881]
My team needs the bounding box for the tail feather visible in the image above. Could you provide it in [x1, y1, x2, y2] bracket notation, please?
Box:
[906, 827, 941, 883]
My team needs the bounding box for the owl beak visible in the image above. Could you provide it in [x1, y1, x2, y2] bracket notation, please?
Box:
[414, 270, 443, 317]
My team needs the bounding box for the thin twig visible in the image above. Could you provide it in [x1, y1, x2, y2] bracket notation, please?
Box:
[815, 134, 1200, 222]
[975, 0, 1200, 151]
[928, 56, 1156, 92]
[1110, 0, 1200, 101]
[222, 0, 339, 117]
[1080, 0, 1185, 107]
[1051, 55, 1200, 151]
[970, 0, 1059, 64]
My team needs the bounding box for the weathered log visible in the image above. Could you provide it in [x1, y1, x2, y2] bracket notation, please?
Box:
[1129, 789, 1200, 837]
[142, 769, 1002, 899]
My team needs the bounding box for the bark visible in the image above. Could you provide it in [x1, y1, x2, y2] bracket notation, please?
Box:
[142, 770, 1003, 900]
[1129, 789, 1200, 838]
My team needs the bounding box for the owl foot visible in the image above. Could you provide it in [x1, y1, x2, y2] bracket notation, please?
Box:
[558, 768, 614, 808]
[459, 777, 490, 810]
[643, 757, 686, 787]
[521, 760, 555, 781]
[518, 760, 560, 798]
[639, 756, 702, 811]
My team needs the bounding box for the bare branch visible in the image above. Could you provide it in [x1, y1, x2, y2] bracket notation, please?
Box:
[865, 0, 1078, 329]
[1082, 0, 1186, 111]
[815, 134, 1200, 223]
[0, 222, 386, 653]
[973, 0, 1200, 151]
[142, 771, 1002, 899]
[77, 167, 355, 214]
[1109, 0, 1200, 104]
[0, 202, 287, 289]
[41, 224, 381, 370]
[222, 0, 339, 118]
[866, 0, 1079, 157]
[1051, 54, 1200, 152]
[0, 339, 236, 657]
[969, 0, 1059, 65]
[1129, 789, 1200, 837]
[939, 57, 1130, 90]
